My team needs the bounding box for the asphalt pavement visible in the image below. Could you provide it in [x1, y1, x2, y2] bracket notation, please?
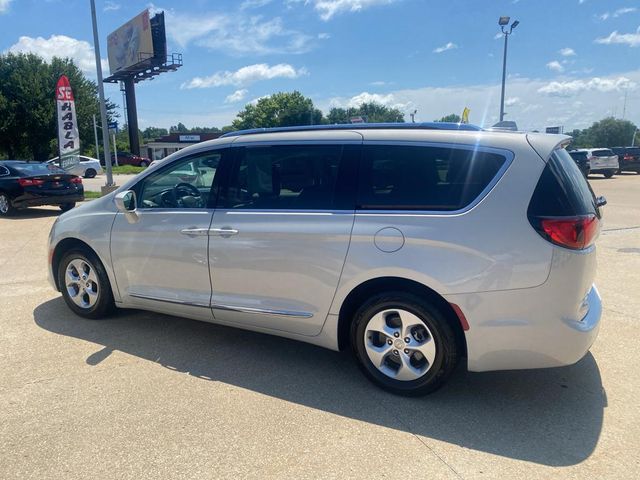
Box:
[1, 173, 639, 479]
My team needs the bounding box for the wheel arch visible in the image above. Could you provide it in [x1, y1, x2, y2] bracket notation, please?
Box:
[336, 276, 467, 358]
[51, 237, 102, 291]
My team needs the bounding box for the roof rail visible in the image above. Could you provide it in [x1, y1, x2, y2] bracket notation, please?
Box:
[220, 122, 482, 138]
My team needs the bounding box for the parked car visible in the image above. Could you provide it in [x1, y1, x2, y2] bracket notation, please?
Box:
[571, 148, 619, 178]
[611, 146, 640, 174]
[47, 123, 604, 396]
[110, 152, 151, 167]
[47, 155, 103, 178]
[0, 160, 84, 216]
[568, 150, 590, 177]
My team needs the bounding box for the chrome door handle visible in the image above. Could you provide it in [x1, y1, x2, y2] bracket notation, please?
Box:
[209, 227, 239, 237]
[180, 227, 209, 237]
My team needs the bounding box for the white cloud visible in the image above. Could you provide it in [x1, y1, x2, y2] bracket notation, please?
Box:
[240, 0, 273, 9]
[318, 32, 331, 39]
[5, 35, 107, 76]
[433, 42, 457, 53]
[597, 7, 637, 21]
[505, 97, 520, 107]
[305, 0, 398, 21]
[546, 60, 564, 72]
[559, 47, 576, 56]
[182, 63, 307, 89]
[538, 76, 636, 96]
[0, 0, 12, 13]
[225, 89, 249, 103]
[494, 32, 503, 40]
[103, 1, 120, 11]
[595, 27, 640, 47]
[150, 5, 314, 55]
[329, 91, 408, 110]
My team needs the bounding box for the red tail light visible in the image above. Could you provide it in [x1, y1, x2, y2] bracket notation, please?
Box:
[623, 154, 633, 161]
[18, 178, 44, 186]
[70, 176, 82, 184]
[539, 215, 599, 250]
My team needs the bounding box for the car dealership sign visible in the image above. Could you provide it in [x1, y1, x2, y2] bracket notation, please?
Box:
[55, 75, 80, 170]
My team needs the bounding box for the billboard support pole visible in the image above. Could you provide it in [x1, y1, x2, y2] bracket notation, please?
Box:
[90, 0, 113, 187]
[124, 77, 140, 156]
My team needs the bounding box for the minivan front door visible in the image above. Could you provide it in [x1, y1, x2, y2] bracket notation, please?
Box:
[208, 141, 360, 336]
[110, 150, 225, 319]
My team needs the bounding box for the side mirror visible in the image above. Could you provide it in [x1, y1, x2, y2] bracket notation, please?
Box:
[114, 190, 139, 223]
[596, 196, 607, 208]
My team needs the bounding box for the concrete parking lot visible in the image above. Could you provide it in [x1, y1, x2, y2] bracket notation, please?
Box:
[83, 174, 136, 192]
[1, 174, 639, 479]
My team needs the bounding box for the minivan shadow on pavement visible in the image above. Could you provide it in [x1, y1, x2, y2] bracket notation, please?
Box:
[34, 297, 605, 467]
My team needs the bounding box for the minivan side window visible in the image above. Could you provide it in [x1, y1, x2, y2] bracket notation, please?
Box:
[137, 151, 222, 209]
[358, 145, 507, 211]
[224, 144, 344, 210]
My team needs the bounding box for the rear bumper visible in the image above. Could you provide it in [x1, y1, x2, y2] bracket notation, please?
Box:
[448, 284, 601, 372]
[590, 161, 619, 172]
[618, 160, 640, 171]
[13, 193, 84, 208]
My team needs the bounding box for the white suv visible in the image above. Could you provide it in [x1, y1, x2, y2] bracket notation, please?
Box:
[573, 148, 619, 178]
[47, 124, 605, 395]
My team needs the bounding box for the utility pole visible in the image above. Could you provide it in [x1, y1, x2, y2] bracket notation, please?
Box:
[90, 0, 114, 188]
[498, 17, 519, 123]
[92, 114, 99, 159]
[409, 110, 417, 123]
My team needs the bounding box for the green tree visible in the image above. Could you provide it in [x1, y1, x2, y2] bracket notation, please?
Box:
[231, 91, 323, 130]
[435, 113, 461, 123]
[327, 102, 405, 124]
[583, 117, 637, 148]
[169, 122, 189, 133]
[0, 52, 116, 161]
[142, 126, 169, 140]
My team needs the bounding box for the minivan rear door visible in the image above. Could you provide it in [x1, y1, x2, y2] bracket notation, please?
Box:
[208, 138, 361, 336]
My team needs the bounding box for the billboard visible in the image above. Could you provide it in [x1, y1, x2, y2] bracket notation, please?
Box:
[107, 9, 154, 73]
[55, 75, 80, 170]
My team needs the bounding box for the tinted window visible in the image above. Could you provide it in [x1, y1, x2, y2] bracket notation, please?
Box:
[528, 148, 599, 218]
[224, 145, 343, 210]
[138, 151, 222, 209]
[592, 149, 614, 157]
[626, 147, 640, 155]
[13, 163, 65, 175]
[569, 151, 587, 160]
[358, 145, 507, 211]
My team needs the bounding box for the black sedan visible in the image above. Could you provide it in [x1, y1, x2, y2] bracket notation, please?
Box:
[0, 161, 84, 216]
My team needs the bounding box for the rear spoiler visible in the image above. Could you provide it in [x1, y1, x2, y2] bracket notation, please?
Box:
[526, 133, 572, 162]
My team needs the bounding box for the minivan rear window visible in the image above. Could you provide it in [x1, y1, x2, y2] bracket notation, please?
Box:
[357, 145, 507, 211]
[528, 148, 599, 218]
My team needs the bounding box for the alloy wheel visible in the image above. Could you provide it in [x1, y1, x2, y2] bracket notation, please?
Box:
[364, 308, 436, 381]
[65, 258, 99, 309]
[0, 194, 9, 214]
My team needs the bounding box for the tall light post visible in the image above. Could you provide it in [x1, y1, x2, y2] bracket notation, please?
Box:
[90, 0, 114, 188]
[498, 16, 519, 123]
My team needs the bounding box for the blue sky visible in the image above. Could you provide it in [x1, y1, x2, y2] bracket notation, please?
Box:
[1, 0, 639, 131]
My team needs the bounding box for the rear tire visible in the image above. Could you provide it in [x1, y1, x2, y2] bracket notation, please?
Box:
[351, 292, 459, 396]
[59, 203, 75, 212]
[603, 170, 615, 178]
[84, 168, 97, 178]
[57, 249, 115, 319]
[139, 160, 149, 167]
[0, 192, 15, 217]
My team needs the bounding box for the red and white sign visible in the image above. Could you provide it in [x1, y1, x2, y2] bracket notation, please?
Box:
[55, 75, 80, 170]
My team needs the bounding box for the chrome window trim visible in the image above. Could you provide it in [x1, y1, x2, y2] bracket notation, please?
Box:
[211, 303, 314, 318]
[356, 140, 514, 217]
[129, 292, 210, 309]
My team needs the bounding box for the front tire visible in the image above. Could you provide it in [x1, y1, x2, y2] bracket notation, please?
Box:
[351, 292, 459, 396]
[59, 202, 75, 212]
[84, 168, 97, 178]
[0, 192, 15, 217]
[139, 160, 149, 167]
[57, 249, 115, 319]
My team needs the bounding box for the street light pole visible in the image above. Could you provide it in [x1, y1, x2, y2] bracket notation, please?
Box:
[90, 0, 113, 187]
[498, 17, 519, 123]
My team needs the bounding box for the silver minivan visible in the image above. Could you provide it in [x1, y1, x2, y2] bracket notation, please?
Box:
[48, 124, 604, 395]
